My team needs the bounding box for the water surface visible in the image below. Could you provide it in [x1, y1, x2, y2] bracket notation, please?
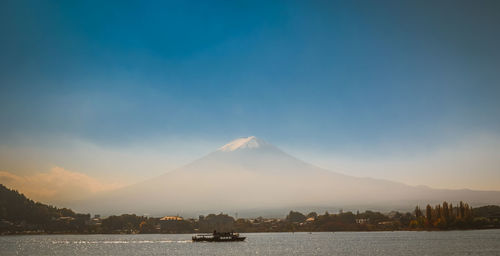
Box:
[1, 230, 499, 255]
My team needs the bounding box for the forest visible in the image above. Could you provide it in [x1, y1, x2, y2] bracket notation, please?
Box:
[1, 184, 499, 235]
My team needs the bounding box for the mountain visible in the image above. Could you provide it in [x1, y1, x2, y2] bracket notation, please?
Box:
[71, 136, 500, 217]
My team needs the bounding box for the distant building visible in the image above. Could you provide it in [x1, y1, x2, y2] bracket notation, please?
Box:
[160, 216, 183, 221]
[356, 218, 369, 224]
[0, 219, 13, 228]
[378, 221, 395, 226]
[89, 217, 102, 226]
[57, 216, 75, 222]
[160, 216, 186, 233]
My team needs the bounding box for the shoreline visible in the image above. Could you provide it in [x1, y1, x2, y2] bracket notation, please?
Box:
[4, 227, 500, 236]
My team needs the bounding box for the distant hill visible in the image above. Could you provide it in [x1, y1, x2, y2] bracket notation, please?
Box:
[473, 205, 500, 219]
[0, 184, 89, 232]
[73, 136, 500, 217]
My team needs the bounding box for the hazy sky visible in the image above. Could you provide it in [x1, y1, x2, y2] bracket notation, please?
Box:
[1, 0, 500, 200]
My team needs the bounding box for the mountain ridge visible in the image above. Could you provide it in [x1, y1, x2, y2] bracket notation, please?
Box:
[69, 136, 500, 217]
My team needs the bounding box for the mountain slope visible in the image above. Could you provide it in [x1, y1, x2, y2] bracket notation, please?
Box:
[71, 136, 500, 216]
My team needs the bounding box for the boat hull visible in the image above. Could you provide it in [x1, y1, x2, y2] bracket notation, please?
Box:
[192, 237, 246, 242]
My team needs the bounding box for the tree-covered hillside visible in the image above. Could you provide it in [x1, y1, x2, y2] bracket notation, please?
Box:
[0, 184, 90, 233]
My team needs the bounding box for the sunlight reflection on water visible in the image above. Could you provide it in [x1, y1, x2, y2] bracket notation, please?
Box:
[1, 230, 500, 256]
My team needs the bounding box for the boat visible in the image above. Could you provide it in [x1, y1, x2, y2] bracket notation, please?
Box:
[192, 231, 246, 242]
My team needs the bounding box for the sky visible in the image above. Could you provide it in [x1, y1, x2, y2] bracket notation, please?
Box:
[1, 0, 500, 202]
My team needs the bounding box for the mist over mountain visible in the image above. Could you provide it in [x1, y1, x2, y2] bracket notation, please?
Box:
[71, 137, 500, 217]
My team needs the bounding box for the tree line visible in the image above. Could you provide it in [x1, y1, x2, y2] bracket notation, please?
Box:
[411, 201, 475, 229]
[1, 184, 499, 234]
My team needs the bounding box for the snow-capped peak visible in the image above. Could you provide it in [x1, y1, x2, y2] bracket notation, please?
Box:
[218, 136, 268, 152]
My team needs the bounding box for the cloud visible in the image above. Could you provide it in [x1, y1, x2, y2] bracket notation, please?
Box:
[0, 136, 218, 184]
[0, 167, 124, 204]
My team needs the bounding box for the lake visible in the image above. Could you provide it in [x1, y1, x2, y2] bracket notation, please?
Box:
[1, 230, 500, 255]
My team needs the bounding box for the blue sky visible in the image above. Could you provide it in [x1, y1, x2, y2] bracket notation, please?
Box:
[1, 1, 500, 192]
